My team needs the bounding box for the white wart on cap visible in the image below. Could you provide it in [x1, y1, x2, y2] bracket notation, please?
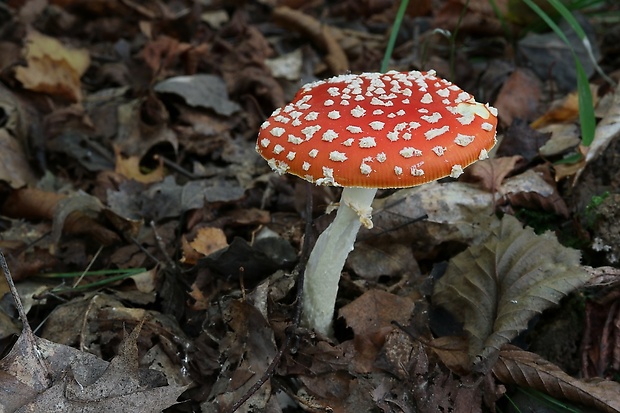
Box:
[256, 70, 498, 188]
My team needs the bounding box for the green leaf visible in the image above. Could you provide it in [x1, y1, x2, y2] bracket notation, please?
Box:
[522, 0, 598, 146]
[432, 215, 590, 374]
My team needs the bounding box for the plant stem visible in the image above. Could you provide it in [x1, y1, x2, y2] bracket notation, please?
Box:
[380, 0, 411, 72]
[302, 187, 377, 336]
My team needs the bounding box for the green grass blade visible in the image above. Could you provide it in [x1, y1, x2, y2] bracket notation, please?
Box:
[522, 0, 596, 146]
[41, 268, 147, 278]
[546, 0, 613, 85]
[575, 59, 596, 146]
[381, 0, 411, 72]
[517, 387, 583, 413]
[488, 0, 514, 38]
[547, 0, 587, 39]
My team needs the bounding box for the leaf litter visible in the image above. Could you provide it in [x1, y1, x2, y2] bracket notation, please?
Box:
[433, 214, 591, 373]
[0, 253, 186, 413]
[0, 1, 619, 412]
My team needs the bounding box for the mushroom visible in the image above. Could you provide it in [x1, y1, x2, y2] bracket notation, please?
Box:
[256, 70, 498, 336]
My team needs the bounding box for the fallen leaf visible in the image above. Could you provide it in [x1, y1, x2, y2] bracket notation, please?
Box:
[15, 29, 90, 102]
[537, 123, 581, 157]
[0, 129, 36, 188]
[578, 82, 620, 179]
[188, 227, 229, 259]
[154, 74, 241, 116]
[1, 311, 185, 413]
[496, 118, 550, 162]
[1, 188, 119, 247]
[494, 346, 620, 413]
[140, 35, 191, 77]
[429, 335, 471, 376]
[346, 242, 420, 282]
[181, 235, 202, 266]
[376, 334, 483, 413]
[202, 236, 296, 285]
[375, 329, 420, 380]
[129, 268, 158, 294]
[433, 214, 591, 373]
[115, 97, 178, 159]
[264, 48, 304, 81]
[531, 84, 600, 130]
[369, 181, 498, 256]
[206, 300, 277, 412]
[494, 68, 542, 127]
[114, 145, 166, 184]
[339, 290, 415, 337]
[272, 6, 349, 74]
[461, 156, 523, 193]
[501, 167, 570, 217]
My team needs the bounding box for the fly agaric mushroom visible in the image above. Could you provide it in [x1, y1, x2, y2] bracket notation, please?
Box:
[256, 70, 498, 336]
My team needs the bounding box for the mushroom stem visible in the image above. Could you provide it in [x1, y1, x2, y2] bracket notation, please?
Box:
[302, 186, 378, 336]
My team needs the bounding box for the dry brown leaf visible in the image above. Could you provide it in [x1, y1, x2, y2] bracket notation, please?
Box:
[114, 145, 166, 184]
[531, 91, 580, 129]
[1, 323, 186, 412]
[140, 35, 192, 76]
[206, 300, 277, 412]
[0, 129, 36, 188]
[494, 68, 542, 127]
[115, 97, 178, 159]
[538, 123, 581, 157]
[339, 290, 415, 337]
[494, 346, 620, 413]
[347, 242, 419, 282]
[531, 85, 600, 129]
[430, 335, 471, 376]
[180, 235, 202, 266]
[506, 190, 570, 217]
[554, 150, 587, 182]
[377, 335, 483, 413]
[15, 30, 90, 102]
[221, 208, 271, 226]
[502, 166, 570, 217]
[189, 227, 229, 257]
[1, 188, 119, 246]
[495, 119, 550, 162]
[128, 268, 158, 294]
[461, 156, 523, 192]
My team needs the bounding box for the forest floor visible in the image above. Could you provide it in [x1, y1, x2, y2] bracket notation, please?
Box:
[0, 1, 620, 412]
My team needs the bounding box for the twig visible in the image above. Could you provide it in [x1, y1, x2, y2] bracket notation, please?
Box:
[0, 250, 50, 384]
[153, 154, 199, 180]
[73, 245, 103, 288]
[0, 251, 30, 329]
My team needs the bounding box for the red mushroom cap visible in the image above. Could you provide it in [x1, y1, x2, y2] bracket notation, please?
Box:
[256, 70, 498, 188]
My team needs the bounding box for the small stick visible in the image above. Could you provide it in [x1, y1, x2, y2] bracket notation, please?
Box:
[0, 250, 51, 386]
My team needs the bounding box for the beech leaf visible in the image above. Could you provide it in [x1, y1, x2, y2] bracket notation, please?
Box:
[494, 346, 620, 413]
[433, 215, 590, 373]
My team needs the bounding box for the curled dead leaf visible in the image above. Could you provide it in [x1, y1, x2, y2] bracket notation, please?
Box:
[15, 30, 90, 102]
[1, 188, 119, 247]
[494, 346, 620, 413]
